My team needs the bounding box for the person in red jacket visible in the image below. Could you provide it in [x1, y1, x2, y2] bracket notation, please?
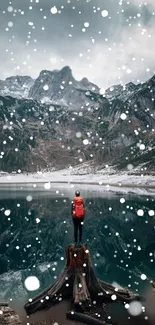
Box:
[71, 190, 85, 246]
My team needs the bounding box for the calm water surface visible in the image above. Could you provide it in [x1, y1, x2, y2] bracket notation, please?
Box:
[0, 184, 155, 321]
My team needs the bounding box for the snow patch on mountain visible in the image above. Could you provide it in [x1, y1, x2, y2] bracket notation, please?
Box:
[0, 75, 34, 99]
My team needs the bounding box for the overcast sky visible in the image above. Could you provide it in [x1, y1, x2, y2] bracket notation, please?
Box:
[0, 0, 155, 88]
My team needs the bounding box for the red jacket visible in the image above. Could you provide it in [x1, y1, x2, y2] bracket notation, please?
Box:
[71, 196, 85, 218]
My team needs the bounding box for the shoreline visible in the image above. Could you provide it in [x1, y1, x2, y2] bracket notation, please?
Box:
[0, 170, 155, 195]
[0, 179, 154, 189]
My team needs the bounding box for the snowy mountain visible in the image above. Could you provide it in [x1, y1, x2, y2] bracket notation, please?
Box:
[0, 75, 34, 98]
[105, 82, 137, 101]
[29, 66, 99, 109]
[0, 67, 155, 173]
[0, 67, 99, 110]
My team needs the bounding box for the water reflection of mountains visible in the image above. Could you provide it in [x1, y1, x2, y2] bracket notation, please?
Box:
[0, 189, 155, 278]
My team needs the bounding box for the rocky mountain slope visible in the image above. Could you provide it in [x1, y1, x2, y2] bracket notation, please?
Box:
[0, 75, 34, 98]
[29, 66, 99, 109]
[0, 67, 155, 173]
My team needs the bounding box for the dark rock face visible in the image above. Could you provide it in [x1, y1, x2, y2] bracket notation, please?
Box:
[0, 303, 21, 325]
[0, 67, 155, 172]
[29, 66, 99, 109]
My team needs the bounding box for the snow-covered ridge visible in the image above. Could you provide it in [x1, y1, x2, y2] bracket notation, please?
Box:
[1, 66, 153, 106]
[0, 66, 99, 108]
[0, 164, 155, 196]
[0, 75, 34, 99]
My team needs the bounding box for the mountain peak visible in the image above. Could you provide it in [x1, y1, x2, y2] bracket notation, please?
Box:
[39, 69, 57, 78]
[81, 77, 89, 85]
[61, 66, 72, 73]
[125, 82, 136, 90]
[59, 66, 73, 79]
[0, 75, 34, 98]
[5, 75, 33, 85]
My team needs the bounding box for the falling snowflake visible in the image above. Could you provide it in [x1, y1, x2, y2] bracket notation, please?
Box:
[101, 10, 108, 17]
[7, 6, 13, 12]
[120, 113, 127, 120]
[26, 195, 33, 202]
[120, 198, 125, 203]
[24, 276, 40, 291]
[99, 88, 105, 95]
[76, 132, 82, 138]
[83, 139, 89, 145]
[128, 301, 143, 316]
[127, 164, 133, 170]
[141, 274, 147, 280]
[139, 144, 145, 150]
[84, 22, 89, 28]
[44, 182, 51, 189]
[8, 22, 13, 28]
[43, 84, 49, 91]
[111, 294, 117, 300]
[148, 210, 154, 216]
[137, 209, 144, 216]
[4, 210, 11, 216]
[50, 6, 58, 14]
[125, 303, 130, 309]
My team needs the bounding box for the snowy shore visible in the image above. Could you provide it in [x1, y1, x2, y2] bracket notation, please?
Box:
[0, 166, 155, 196]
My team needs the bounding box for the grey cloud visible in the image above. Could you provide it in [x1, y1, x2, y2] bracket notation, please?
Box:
[122, 2, 155, 26]
[0, 0, 155, 88]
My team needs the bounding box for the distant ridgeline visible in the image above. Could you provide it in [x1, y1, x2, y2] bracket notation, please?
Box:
[0, 67, 155, 172]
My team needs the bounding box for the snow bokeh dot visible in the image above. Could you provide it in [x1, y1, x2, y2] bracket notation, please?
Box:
[120, 198, 125, 204]
[128, 301, 143, 316]
[43, 84, 49, 91]
[83, 139, 89, 145]
[141, 274, 147, 280]
[44, 182, 51, 190]
[8, 21, 13, 28]
[84, 22, 89, 28]
[76, 132, 82, 138]
[50, 6, 58, 14]
[148, 210, 154, 216]
[137, 209, 144, 216]
[24, 276, 40, 291]
[26, 195, 33, 202]
[140, 144, 145, 150]
[4, 209, 11, 216]
[7, 6, 13, 12]
[120, 113, 127, 120]
[101, 10, 108, 17]
[125, 303, 130, 309]
[99, 88, 105, 95]
[127, 164, 133, 170]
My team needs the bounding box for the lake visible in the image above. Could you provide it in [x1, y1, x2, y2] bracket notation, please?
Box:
[0, 184, 155, 323]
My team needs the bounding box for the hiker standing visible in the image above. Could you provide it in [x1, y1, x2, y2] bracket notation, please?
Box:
[71, 190, 85, 246]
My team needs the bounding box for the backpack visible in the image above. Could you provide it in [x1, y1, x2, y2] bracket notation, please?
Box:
[73, 196, 85, 218]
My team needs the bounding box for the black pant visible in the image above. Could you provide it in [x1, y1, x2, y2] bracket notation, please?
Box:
[72, 217, 84, 243]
